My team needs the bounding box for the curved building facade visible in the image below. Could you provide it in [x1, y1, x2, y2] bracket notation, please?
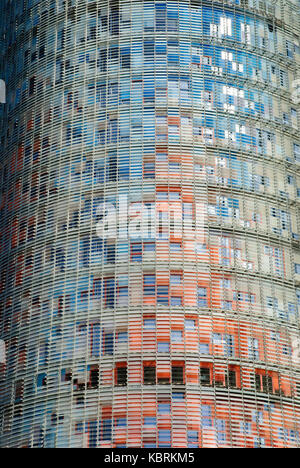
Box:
[0, 0, 300, 448]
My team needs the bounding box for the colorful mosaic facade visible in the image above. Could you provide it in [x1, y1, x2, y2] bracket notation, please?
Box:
[0, 0, 300, 448]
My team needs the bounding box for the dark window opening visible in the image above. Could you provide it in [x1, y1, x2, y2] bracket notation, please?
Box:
[226, 370, 237, 388]
[29, 76, 36, 95]
[255, 372, 273, 393]
[116, 366, 127, 386]
[89, 366, 99, 389]
[200, 367, 211, 386]
[172, 366, 184, 385]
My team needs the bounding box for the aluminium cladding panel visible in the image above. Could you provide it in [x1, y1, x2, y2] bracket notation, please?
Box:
[0, 0, 300, 448]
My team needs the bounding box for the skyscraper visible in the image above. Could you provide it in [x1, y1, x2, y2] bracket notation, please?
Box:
[0, 0, 300, 448]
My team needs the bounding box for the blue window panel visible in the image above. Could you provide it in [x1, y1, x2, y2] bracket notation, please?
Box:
[159, 430, 171, 442]
[199, 343, 210, 354]
[171, 330, 183, 342]
[144, 275, 156, 292]
[144, 417, 156, 426]
[91, 324, 101, 357]
[93, 279, 102, 298]
[116, 418, 127, 428]
[144, 318, 156, 330]
[131, 243, 142, 262]
[185, 319, 196, 330]
[188, 430, 199, 447]
[130, 152, 143, 179]
[118, 154, 130, 181]
[156, 44, 167, 55]
[144, 242, 155, 252]
[157, 285, 169, 305]
[100, 420, 112, 443]
[117, 332, 128, 343]
[103, 332, 114, 355]
[201, 405, 212, 427]
[105, 278, 115, 308]
[158, 403, 170, 414]
[37, 373, 47, 387]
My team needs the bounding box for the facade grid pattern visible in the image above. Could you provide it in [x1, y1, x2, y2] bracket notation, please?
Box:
[0, 0, 300, 448]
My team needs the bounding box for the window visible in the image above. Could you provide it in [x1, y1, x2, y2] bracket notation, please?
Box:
[172, 392, 185, 400]
[216, 420, 227, 445]
[221, 279, 231, 288]
[279, 70, 288, 87]
[201, 405, 212, 428]
[200, 366, 211, 385]
[37, 373, 47, 388]
[172, 365, 184, 384]
[144, 318, 156, 329]
[226, 369, 237, 388]
[101, 418, 112, 443]
[158, 403, 170, 414]
[29, 76, 36, 95]
[222, 300, 232, 310]
[103, 331, 114, 355]
[120, 48, 130, 69]
[170, 242, 181, 252]
[213, 333, 234, 356]
[158, 430, 171, 447]
[199, 343, 209, 354]
[144, 242, 155, 252]
[185, 319, 195, 330]
[198, 287, 208, 307]
[117, 331, 128, 344]
[187, 430, 199, 448]
[169, 162, 180, 172]
[157, 191, 168, 200]
[286, 41, 294, 58]
[144, 274, 155, 296]
[291, 108, 298, 125]
[295, 144, 300, 163]
[170, 274, 182, 285]
[118, 276, 128, 307]
[104, 278, 115, 308]
[131, 243, 142, 262]
[158, 342, 170, 353]
[157, 285, 169, 305]
[224, 334, 235, 357]
[116, 365, 127, 386]
[106, 243, 115, 264]
[144, 162, 155, 179]
[170, 191, 181, 201]
[116, 418, 127, 428]
[255, 371, 273, 393]
[248, 337, 259, 360]
[295, 264, 300, 274]
[266, 296, 278, 309]
[171, 330, 183, 342]
[144, 365, 156, 385]
[89, 366, 99, 389]
[171, 296, 182, 306]
[144, 417, 156, 427]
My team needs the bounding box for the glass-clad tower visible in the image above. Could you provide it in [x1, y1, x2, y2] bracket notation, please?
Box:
[0, 0, 300, 448]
